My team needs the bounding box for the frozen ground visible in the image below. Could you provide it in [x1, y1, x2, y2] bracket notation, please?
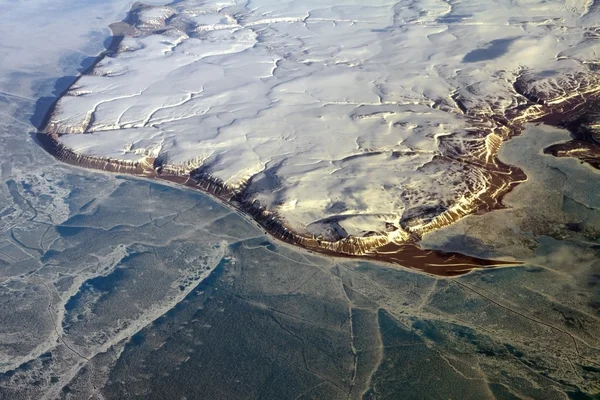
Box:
[0, 0, 598, 399]
[44, 0, 600, 247]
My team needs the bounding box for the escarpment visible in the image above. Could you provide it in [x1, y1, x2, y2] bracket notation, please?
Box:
[38, 0, 600, 275]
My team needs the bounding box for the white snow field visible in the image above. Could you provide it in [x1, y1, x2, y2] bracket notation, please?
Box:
[45, 0, 600, 246]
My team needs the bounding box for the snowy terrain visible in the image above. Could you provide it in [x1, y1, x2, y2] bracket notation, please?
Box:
[45, 0, 600, 245]
[1, 1, 599, 397]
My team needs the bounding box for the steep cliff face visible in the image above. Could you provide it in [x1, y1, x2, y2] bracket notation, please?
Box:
[36, 132, 154, 175]
[38, 0, 600, 275]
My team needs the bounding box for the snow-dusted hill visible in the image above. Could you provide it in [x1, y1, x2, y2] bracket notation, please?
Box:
[43, 0, 600, 255]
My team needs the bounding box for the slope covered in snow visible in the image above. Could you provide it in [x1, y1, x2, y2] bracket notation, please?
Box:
[42, 0, 600, 262]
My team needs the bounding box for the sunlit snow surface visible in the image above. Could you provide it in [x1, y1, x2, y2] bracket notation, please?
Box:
[1, 0, 600, 398]
[45, 0, 600, 240]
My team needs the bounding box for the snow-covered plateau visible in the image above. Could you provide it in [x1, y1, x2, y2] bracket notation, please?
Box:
[41, 0, 600, 260]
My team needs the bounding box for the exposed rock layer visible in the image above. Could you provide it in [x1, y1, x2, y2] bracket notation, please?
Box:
[37, 0, 600, 275]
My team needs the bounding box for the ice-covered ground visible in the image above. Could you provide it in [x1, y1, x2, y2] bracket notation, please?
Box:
[45, 0, 600, 243]
[0, 1, 599, 398]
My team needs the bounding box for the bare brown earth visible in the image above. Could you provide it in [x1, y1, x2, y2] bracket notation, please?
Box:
[512, 76, 600, 170]
[34, 4, 600, 276]
[545, 140, 600, 169]
[540, 99, 600, 170]
[35, 132, 516, 276]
